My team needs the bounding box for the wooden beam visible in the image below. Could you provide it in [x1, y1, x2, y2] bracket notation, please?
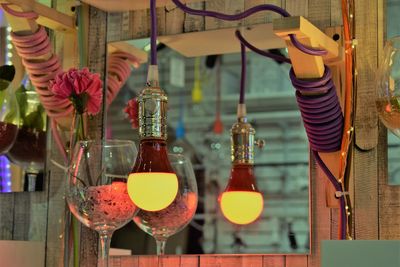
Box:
[1, 0, 75, 32]
[160, 23, 285, 57]
[108, 41, 148, 64]
[81, 0, 204, 12]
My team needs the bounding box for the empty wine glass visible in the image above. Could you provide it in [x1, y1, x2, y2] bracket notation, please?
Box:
[376, 36, 400, 137]
[7, 90, 46, 189]
[0, 67, 19, 155]
[66, 140, 138, 267]
[133, 153, 198, 255]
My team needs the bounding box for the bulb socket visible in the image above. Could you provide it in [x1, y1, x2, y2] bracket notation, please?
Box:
[137, 86, 168, 140]
[231, 117, 255, 164]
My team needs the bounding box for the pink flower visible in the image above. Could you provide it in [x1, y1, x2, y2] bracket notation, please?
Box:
[124, 98, 138, 129]
[49, 68, 103, 115]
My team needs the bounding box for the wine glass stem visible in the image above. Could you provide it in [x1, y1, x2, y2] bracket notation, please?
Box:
[156, 239, 167, 255]
[98, 232, 112, 267]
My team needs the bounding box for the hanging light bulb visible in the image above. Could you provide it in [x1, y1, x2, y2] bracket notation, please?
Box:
[127, 0, 178, 212]
[219, 104, 264, 225]
[127, 65, 179, 212]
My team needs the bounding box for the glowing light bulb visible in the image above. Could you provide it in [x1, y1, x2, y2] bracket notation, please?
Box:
[219, 164, 263, 225]
[219, 107, 264, 225]
[127, 65, 178, 212]
[128, 171, 178, 212]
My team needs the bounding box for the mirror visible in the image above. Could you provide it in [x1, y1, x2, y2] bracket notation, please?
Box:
[107, 43, 311, 254]
[0, 25, 47, 193]
[386, 0, 400, 186]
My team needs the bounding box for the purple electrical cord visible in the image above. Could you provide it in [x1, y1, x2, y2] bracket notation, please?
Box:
[313, 150, 347, 239]
[172, 0, 347, 239]
[235, 30, 292, 64]
[290, 68, 346, 239]
[240, 42, 246, 104]
[150, 0, 157, 65]
[171, 0, 326, 56]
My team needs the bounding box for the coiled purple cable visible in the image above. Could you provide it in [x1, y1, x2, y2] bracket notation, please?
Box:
[290, 67, 343, 152]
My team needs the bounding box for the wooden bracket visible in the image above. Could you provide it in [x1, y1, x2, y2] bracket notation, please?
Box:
[273, 16, 342, 79]
[0, 0, 75, 32]
[274, 17, 345, 208]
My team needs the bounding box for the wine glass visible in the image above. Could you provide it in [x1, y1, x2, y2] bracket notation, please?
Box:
[7, 90, 46, 190]
[66, 140, 138, 267]
[376, 36, 400, 137]
[133, 153, 198, 255]
[0, 78, 19, 155]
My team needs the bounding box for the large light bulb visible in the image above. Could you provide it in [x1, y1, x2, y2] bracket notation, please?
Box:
[220, 164, 263, 225]
[127, 65, 178, 212]
[219, 106, 264, 225]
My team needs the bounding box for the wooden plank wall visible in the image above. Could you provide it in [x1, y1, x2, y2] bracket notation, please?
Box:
[0, 1, 398, 267]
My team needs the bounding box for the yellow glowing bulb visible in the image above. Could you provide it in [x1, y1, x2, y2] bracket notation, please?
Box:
[220, 191, 263, 225]
[127, 172, 178, 211]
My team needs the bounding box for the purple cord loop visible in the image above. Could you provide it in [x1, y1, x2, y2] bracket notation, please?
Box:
[1, 3, 39, 20]
[289, 34, 328, 56]
[235, 30, 292, 64]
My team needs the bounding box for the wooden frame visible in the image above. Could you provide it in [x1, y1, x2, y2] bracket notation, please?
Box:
[1, 1, 398, 267]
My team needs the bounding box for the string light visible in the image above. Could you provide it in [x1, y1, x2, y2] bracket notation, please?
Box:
[5, 25, 13, 65]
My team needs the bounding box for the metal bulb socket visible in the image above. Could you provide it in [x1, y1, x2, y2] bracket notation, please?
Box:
[138, 65, 168, 139]
[231, 116, 255, 165]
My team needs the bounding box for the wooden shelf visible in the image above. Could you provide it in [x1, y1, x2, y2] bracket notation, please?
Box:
[81, 0, 204, 12]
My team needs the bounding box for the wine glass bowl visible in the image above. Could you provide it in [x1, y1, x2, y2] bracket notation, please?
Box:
[0, 82, 19, 155]
[7, 90, 46, 170]
[66, 139, 138, 266]
[376, 36, 400, 138]
[132, 153, 198, 255]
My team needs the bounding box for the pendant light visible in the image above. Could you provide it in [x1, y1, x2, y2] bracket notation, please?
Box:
[219, 41, 264, 225]
[127, 0, 178, 212]
[191, 57, 202, 103]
